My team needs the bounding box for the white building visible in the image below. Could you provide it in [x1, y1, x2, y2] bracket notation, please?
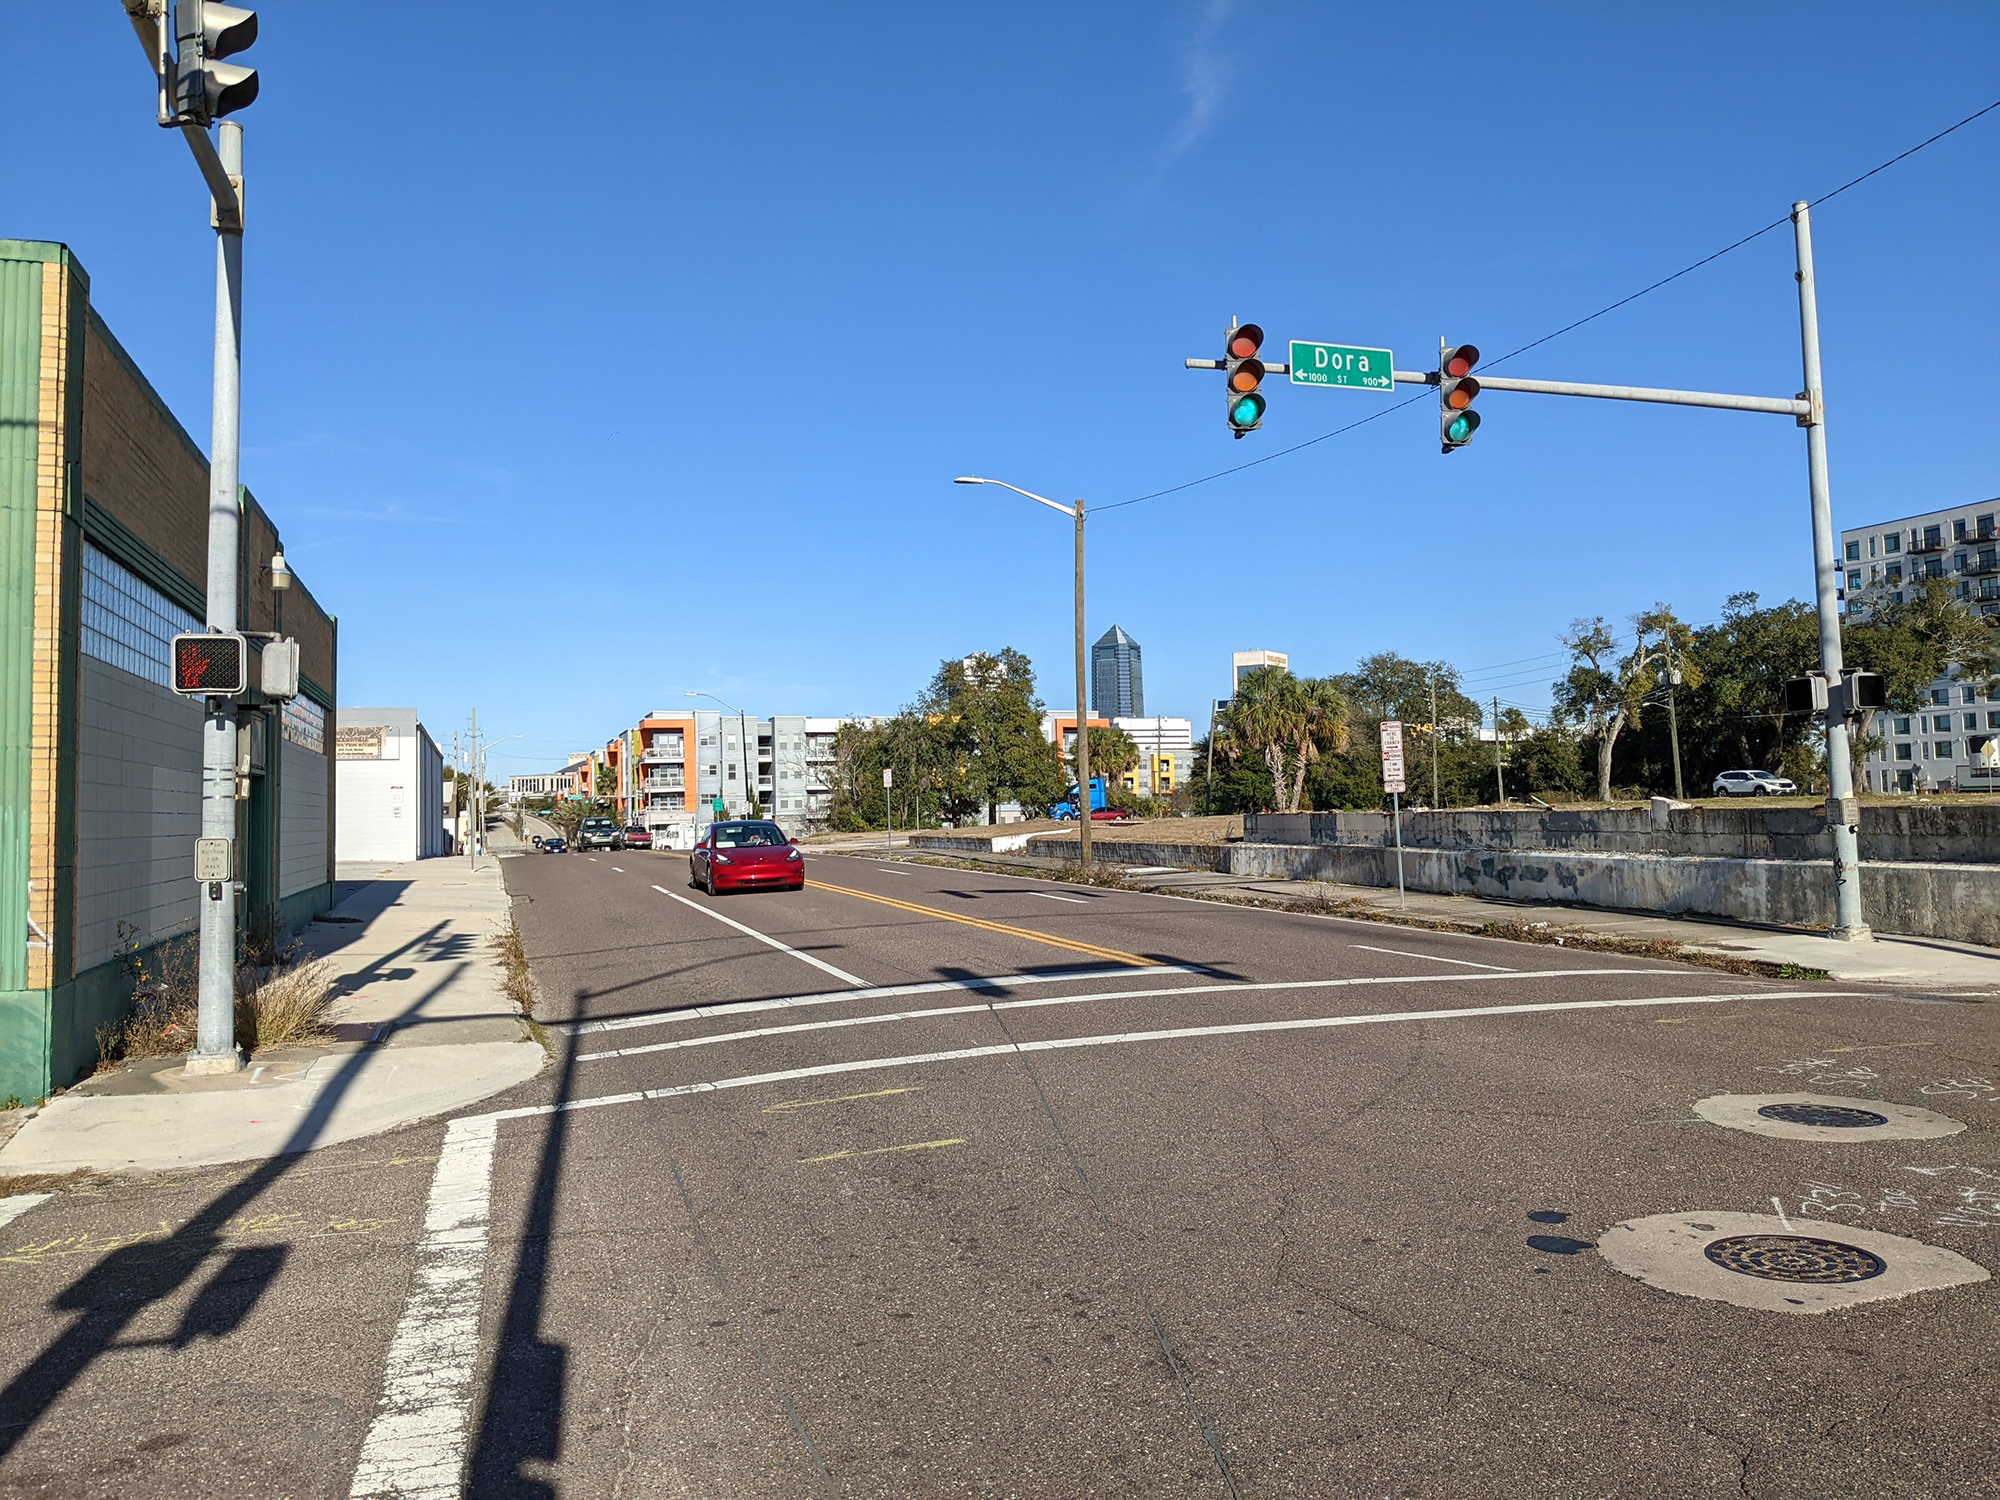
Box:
[1232, 649, 1289, 687]
[1840, 499, 2000, 792]
[1113, 716, 1193, 797]
[335, 709, 447, 861]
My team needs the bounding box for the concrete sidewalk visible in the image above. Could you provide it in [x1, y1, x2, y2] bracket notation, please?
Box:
[0, 855, 546, 1178]
[860, 847, 2000, 992]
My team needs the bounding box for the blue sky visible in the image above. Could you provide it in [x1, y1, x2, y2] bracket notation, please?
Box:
[12, 4, 1998, 773]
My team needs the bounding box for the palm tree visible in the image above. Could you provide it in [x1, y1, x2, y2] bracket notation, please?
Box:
[1222, 668, 1349, 813]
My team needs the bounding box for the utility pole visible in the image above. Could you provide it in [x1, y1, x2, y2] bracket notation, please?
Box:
[469, 709, 479, 871]
[1493, 696, 1505, 804]
[1792, 200, 1868, 939]
[189, 118, 247, 1075]
[1665, 650, 1686, 802]
[1428, 669, 1440, 808]
[1074, 501, 1092, 872]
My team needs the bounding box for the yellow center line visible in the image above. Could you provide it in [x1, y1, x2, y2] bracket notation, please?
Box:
[764, 1086, 923, 1113]
[805, 878, 1157, 968]
[800, 1138, 965, 1165]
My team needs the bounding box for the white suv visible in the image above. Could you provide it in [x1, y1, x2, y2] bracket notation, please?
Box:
[1711, 769, 1797, 797]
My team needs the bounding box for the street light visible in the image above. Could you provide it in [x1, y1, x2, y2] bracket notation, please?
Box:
[686, 691, 753, 821]
[954, 477, 1093, 872]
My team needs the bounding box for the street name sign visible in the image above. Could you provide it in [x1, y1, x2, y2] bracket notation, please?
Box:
[1290, 341, 1394, 391]
[1379, 720, 1407, 794]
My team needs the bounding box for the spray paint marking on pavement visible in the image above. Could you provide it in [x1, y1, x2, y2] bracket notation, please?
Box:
[800, 1138, 965, 1164]
[764, 1086, 923, 1113]
[347, 1115, 498, 1500]
[805, 878, 1156, 967]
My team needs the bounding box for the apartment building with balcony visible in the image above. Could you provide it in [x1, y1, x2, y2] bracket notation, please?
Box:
[1840, 498, 2000, 792]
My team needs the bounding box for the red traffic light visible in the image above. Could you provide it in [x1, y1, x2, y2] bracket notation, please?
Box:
[1227, 323, 1264, 360]
[173, 632, 247, 695]
[1443, 344, 1478, 379]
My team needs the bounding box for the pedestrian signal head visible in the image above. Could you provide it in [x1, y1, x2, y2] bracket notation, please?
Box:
[172, 631, 248, 696]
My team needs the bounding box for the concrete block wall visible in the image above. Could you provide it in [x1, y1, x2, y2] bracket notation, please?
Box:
[281, 736, 329, 896]
[1246, 804, 2000, 864]
[73, 637, 203, 972]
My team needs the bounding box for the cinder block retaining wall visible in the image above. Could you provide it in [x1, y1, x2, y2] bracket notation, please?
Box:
[1224, 842, 2000, 947]
[1245, 804, 2000, 864]
[908, 809, 2000, 945]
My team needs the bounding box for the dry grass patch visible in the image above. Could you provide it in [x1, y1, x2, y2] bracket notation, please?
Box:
[495, 920, 535, 1015]
[96, 929, 333, 1066]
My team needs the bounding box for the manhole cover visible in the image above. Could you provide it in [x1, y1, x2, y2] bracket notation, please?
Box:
[1703, 1234, 1886, 1283]
[1756, 1102, 1889, 1128]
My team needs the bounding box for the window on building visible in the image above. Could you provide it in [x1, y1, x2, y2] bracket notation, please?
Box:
[1955, 551, 1969, 572]
[1956, 519, 1970, 542]
[727, 763, 737, 779]
[80, 542, 200, 687]
[282, 695, 326, 754]
[1935, 714, 1953, 732]
[1890, 591, 1904, 604]
[1935, 742, 1955, 760]
[1893, 717, 1911, 734]
[1965, 687, 1978, 704]
[1989, 712, 2000, 730]
[1981, 513, 1997, 538]
[1931, 688, 1950, 705]
[1869, 536, 1878, 557]
[1845, 539, 1860, 561]
[1883, 533, 1900, 554]
[1924, 525, 1943, 549]
[1847, 570, 1861, 591]
[1895, 744, 1913, 761]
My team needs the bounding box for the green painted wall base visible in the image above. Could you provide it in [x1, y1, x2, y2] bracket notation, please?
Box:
[0, 882, 336, 1103]
[0, 988, 52, 1105]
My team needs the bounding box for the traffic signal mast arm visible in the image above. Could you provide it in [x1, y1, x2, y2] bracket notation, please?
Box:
[1386, 368, 1811, 420]
[1191, 358, 1808, 420]
[120, 1, 249, 230]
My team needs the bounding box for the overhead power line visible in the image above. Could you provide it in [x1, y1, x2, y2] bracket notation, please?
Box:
[1100, 96, 2000, 517]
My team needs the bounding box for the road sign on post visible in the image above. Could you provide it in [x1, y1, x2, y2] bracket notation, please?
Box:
[1289, 341, 1394, 390]
[1379, 720, 1407, 794]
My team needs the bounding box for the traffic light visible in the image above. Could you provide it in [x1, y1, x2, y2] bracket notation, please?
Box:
[1224, 322, 1266, 438]
[1439, 342, 1481, 453]
[173, 631, 247, 695]
[174, 3, 259, 125]
[1782, 674, 1829, 715]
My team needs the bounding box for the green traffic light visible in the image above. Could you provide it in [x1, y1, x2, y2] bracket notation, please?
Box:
[1447, 410, 1481, 444]
[1231, 393, 1265, 427]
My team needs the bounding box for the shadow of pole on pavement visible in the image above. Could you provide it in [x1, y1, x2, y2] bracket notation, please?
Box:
[0, 925, 470, 1461]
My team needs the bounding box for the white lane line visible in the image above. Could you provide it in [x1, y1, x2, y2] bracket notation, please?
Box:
[1118, 866, 1182, 875]
[652, 884, 865, 987]
[560, 964, 1211, 1037]
[1351, 943, 1515, 972]
[510, 988, 1858, 1120]
[1029, 892, 1089, 904]
[0, 1192, 52, 1230]
[587, 857, 598, 862]
[348, 1115, 499, 1500]
[875, 866, 915, 876]
[576, 967, 1668, 1062]
[611, 866, 625, 873]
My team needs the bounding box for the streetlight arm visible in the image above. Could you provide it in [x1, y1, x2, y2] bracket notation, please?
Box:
[954, 476, 1078, 519]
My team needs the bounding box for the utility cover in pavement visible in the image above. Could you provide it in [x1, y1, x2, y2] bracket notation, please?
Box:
[1702, 1234, 1886, 1283]
[1756, 1102, 1888, 1128]
[1693, 1092, 1964, 1142]
[1597, 1212, 1987, 1314]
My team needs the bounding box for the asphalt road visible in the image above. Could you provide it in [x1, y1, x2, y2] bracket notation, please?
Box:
[3, 847, 1997, 1498]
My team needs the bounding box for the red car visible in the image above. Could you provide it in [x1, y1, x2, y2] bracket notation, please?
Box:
[690, 820, 804, 895]
[622, 825, 653, 850]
